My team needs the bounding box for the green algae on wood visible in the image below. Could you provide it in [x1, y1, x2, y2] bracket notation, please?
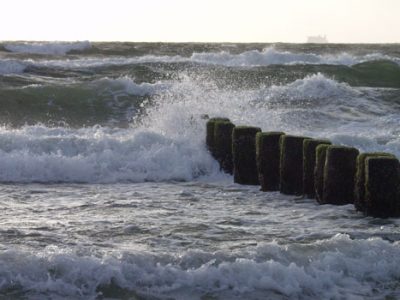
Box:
[322, 146, 359, 205]
[206, 117, 230, 157]
[214, 120, 235, 174]
[232, 126, 262, 185]
[365, 157, 400, 218]
[303, 139, 331, 199]
[354, 152, 395, 213]
[256, 131, 285, 191]
[279, 135, 309, 195]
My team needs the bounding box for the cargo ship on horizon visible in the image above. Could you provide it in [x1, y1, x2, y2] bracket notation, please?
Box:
[307, 35, 329, 43]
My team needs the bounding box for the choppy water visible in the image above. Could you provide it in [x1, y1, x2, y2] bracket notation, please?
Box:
[0, 41, 400, 299]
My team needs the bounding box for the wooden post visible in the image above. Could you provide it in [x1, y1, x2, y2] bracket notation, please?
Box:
[354, 152, 395, 212]
[322, 146, 359, 205]
[214, 120, 235, 174]
[206, 117, 230, 157]
[365, 157, 400, 218]
[279, 135, 309, 195]
[232, 126, 262, 185]
[303, 139, 331, 198]
[256, 132, 285, 191]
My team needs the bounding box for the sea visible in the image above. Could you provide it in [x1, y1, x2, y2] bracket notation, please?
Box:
[0, 41, 400, 299]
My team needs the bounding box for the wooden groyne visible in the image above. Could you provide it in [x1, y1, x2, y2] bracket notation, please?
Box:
[256, 132, 284, 191]
[232, 126, 261, 185]
[206, 118, 400, 218]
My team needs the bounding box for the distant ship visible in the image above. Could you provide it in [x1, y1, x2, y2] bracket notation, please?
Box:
[307, 35, 329, 43]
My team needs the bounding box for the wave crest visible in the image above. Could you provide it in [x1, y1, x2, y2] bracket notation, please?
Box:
[0, 125, 217, 183]
[263, 73, 361, 102]
[1, 235, 399, 299]
[190, 47, 399, 66]
[94, 76, 171, 96]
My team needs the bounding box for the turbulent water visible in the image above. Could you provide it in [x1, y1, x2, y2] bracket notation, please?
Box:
[1, 41, 400, 299]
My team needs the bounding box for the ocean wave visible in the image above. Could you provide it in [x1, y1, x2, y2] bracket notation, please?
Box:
[0, 125, 218, 183]
[30, 55, 184, 70]
[0, 59, 27, 74]
[259, 73, 362, 102]
[38, 50, 399, 69]
[141, 72, 400, 154]
[0, 76, 172, 127]
[0, 72, 398, 182]
[190, 47, 400, 67]
[94, 76, 171, 96]
[144, 72, 381, 129]
[8, 48, 397, 72]
[1, 49, 398, 79]
[0, 234, 399, 299]
[4, 41, 91, 55]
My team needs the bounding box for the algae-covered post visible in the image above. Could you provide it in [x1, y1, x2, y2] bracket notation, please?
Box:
[354, 152, 395, 213]
[256, 132, 285, 191]
[214, 120, 235, 174]
[314, 144, 331, 204]
[303, 139, 331, 199]
[279, 135, 309, 195]
[232, 126, 261, 185]
[365, 157, 400, 218]
[206, 117, 230, 157]
[322, 146, 359, 205]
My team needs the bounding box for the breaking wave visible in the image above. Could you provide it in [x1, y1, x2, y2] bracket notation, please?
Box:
[1, 234, 399, 299]
[0, 76, 171, 127]
[0, 72, 398, 183]
[190, 47, 400, 66]
[0, 125, 217, 183]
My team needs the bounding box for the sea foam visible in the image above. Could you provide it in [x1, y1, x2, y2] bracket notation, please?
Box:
[0, 125, 218, 183]
[190, 47, 399, 66]
[9, 47, 398, 73]
[0, 74, 398, 183]
[0, 234, 399, 299]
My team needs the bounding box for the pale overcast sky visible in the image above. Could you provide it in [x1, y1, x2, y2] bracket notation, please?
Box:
[1, 0, 399, 43]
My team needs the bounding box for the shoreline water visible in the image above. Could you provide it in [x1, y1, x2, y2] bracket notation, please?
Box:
[0, 42, 400, 299]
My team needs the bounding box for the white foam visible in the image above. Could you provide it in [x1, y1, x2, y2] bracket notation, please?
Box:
[4, 41, 91, 55]
[190, 47, 399, 67]
[18, 47, 399, 71]
[144, 73, 367, 132]
[141, 72, 400, 159]
[1, 234, 399, 299]
[0, 73, 397, 183]
[0, 125, 219, 183]
[33, 54, 185, 69]
[95, 76, 171, 96]
[259, 73, 362, 102]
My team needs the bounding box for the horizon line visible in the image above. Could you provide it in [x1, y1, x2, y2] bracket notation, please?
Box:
[1, 39, 400, 45]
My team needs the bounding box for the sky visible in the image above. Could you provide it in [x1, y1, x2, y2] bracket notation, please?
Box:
[1, 0, 400, 43]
